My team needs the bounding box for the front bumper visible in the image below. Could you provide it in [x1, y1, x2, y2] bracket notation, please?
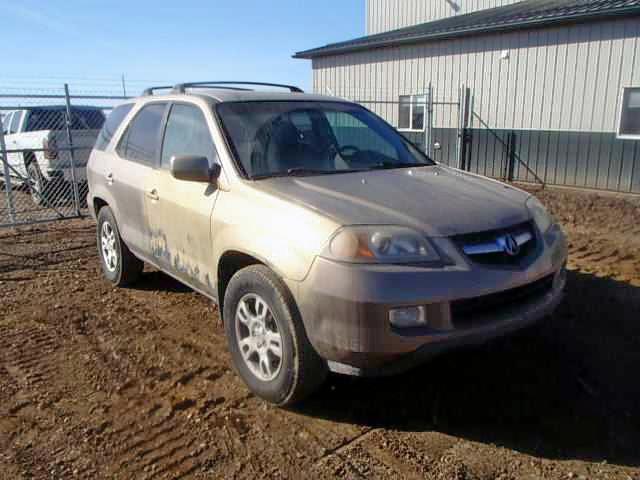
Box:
[293, 224, 568, 376]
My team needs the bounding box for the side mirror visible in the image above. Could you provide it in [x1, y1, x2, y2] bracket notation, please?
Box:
[170, 155, 221, 183]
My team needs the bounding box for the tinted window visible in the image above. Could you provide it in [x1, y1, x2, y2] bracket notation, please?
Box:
[325, 111, 398, 161]
[10, 111, 22, 133]
[94, 103, 133, 151]
[161, 104, 217, 169]
[25, 108, 105, 132]
[117, 103, 166, 165]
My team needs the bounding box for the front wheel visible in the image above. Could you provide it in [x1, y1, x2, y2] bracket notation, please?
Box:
[96, 206, 143, 286]
[224, 265, 327, 405]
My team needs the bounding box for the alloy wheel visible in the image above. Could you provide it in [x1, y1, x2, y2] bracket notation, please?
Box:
[100, 221, 118, 273]
[235, 293, 283, 381]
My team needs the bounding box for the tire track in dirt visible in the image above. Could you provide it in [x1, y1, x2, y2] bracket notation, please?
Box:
[0, 324, 59, 389]
[92, 365, 235, 479]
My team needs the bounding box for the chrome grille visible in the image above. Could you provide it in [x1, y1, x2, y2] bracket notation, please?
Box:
[452, 221, 536, 266]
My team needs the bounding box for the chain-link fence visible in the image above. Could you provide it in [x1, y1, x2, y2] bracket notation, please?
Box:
[326, 84, 551, 189]
[322, 84, 471, 171]
[0, 84, 130, 227]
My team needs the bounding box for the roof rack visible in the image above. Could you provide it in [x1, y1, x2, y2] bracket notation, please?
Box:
[141, 86, 173, 96]
[172, 81, 304, 94]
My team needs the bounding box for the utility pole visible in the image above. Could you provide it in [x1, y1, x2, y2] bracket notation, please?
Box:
[121, 74, 127, 97]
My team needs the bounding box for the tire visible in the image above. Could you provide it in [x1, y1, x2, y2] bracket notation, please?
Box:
[27, 162, 48, 206]
[96, 206, 143, 286]
[224, 265, 327, 406]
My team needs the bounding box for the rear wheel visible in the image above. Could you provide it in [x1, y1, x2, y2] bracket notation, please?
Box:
[97, 206, 143, 286]
[224, 265, 327, 405]
[27, 162, 48, 206]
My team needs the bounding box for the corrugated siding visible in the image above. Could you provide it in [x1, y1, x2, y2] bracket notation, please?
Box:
[313, 17, 640, 193]
[366, 0, 522, 34]
[315, 18, 640, 132]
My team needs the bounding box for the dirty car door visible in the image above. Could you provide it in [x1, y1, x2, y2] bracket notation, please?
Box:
[145, 102, 219, 296]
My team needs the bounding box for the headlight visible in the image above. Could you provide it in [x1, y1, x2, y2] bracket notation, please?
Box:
[322, 225, 441, 263]
[526, 196, 553, 233]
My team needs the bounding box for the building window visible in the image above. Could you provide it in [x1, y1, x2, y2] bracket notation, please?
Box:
[618, 87, 640, 140]
[398, 95, 426, 131]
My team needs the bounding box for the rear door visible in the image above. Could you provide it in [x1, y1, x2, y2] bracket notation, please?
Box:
[144, 101, 221, 296]
[109, 102, 168, 255]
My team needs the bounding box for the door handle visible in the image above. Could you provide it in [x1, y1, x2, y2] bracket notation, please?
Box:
[146, 188, 159, 201]
[105, 173, 114, 185]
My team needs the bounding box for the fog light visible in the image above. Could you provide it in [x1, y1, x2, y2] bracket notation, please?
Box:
[389, 306, 427, 328]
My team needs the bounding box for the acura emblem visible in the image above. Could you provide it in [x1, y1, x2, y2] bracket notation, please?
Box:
[498, 234, 520, 256]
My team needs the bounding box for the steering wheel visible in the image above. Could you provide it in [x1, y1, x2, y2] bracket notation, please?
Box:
[338, 145, 361, 157]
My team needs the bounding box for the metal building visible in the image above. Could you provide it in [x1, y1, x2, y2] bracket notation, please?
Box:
[295, 0, 640, 193]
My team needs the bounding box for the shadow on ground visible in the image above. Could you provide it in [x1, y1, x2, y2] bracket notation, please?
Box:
[129, 270, 194, 293]
[293, 270, 640, 468]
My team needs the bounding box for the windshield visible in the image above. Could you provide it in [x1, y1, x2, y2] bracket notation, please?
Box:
[216, 101, 434, 179]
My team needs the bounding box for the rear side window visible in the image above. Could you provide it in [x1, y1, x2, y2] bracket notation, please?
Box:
[116, 103, 167, 165]
[161, 104, 218, 169]
[10, 111, 22, 133]
[25, 108, 105, 132]
[94, 104, 133, 151]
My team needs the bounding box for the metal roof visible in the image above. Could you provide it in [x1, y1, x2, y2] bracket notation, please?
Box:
[294, 0, 640, 59]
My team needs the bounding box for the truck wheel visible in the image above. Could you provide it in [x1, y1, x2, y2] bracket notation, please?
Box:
[27, 162, 48, 206]
[97, 206, 143, 286]
[224, 265, 327, 406]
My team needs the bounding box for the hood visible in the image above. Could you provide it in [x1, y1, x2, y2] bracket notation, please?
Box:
[252, 165, 531, 237]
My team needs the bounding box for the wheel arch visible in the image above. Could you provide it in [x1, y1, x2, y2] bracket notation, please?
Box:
[217, 250, 268, 318]
[93, 196, 109, 217]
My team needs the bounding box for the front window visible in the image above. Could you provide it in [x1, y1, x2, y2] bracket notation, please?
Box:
[161, 104, 218, 169]
[216, 101, 433, 179]
[398, 95, 426, 131]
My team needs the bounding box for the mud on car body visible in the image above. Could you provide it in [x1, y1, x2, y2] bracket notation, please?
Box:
[87, 81, 567, 405]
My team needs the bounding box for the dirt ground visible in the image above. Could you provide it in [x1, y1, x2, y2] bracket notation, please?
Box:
[1, 185, 639, 479]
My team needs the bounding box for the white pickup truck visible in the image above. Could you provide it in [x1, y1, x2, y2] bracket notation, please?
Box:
[1, 106, 105, 205]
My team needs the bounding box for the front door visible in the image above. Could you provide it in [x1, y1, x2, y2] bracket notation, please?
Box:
[144, 102, 221, 297]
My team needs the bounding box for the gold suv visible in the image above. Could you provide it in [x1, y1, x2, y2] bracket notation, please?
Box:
[87, 82, 567, 405]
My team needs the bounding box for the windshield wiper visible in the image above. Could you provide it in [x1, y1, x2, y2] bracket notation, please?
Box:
[286, 167, 332, 176]
[369, 161, 429, 170]
[251, 167, 332, 180]
[252, 167, 368, 180]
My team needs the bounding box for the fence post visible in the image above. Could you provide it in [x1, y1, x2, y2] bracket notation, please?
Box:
[0, 124, 16, 224]
[457, 86, 471, 171]
[507, 130, 516, 182]
[63, 83, 82, 217]
[425, 82, 433, 158]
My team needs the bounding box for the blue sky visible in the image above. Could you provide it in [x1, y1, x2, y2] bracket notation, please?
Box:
[0, 0, 364, 95]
